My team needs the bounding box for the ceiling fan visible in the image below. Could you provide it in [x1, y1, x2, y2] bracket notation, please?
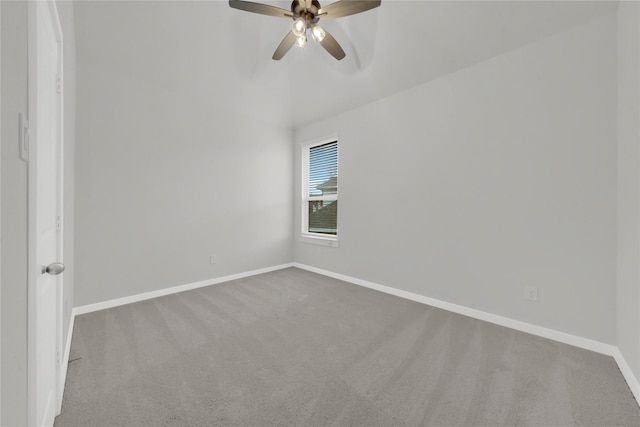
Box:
[229, 0, 381, 61]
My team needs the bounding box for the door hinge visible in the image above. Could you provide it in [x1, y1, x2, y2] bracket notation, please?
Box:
[56, 215, 61, 231]
[56, 75, 62, 94]
[56, 349, 60, 366]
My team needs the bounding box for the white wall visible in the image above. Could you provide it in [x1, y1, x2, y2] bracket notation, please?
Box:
[294, 14, 617, 344]
[74, 59, 293, 306]
[1, 2, 29, 425]
[617, 1, 640, 382]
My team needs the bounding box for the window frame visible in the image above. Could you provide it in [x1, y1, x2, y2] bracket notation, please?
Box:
[301, 137, 339, 247]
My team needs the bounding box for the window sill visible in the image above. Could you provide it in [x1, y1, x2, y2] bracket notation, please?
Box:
[300, 235, 340, 247]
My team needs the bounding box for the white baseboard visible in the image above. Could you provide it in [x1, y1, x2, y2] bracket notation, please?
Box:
[292, 263, 616, 356]
[74, 263, 294, 315]
[612, 347, 640, 404]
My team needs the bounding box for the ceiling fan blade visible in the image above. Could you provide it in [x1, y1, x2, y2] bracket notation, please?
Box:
[229, 0, 293, 18]
[319, 29, 346, 60]
[273, 31, 297, 60]
[318, 0, 381, 20]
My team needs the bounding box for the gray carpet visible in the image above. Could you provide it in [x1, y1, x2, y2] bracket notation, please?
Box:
[55, 267, 640, 426]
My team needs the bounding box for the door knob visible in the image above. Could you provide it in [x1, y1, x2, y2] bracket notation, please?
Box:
[42, 262, 65, 275]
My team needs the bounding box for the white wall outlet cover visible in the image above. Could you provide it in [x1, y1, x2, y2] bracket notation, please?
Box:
[525, 286, 538, 301]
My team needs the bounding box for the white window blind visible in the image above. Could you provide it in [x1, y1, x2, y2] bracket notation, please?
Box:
[303, 140, 338, 236]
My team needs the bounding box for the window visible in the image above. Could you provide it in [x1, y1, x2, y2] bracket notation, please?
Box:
[302, 140, 338, 243]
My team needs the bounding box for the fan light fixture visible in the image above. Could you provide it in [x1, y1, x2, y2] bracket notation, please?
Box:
[295, 34, 307, 47]
[311, 25, 325, 42]
[292, 17, 306, 37]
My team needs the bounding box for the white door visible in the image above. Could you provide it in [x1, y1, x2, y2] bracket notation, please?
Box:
[27, 1, 64, 426]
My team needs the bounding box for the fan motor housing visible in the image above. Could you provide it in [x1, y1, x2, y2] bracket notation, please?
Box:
[291, 0, 321, 24]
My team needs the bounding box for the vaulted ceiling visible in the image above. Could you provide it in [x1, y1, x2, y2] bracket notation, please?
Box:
[74, 0, 617, 129]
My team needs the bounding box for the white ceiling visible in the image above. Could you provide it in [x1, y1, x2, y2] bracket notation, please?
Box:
[74, 0, 617, 129]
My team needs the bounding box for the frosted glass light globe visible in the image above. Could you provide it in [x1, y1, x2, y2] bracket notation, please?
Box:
[292, 18, 306, 37]
[311, 25, 326, 42]
[295, 34, 307, 47]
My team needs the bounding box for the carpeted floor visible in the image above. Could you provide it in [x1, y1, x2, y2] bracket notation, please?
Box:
[55, 267, 640, 426]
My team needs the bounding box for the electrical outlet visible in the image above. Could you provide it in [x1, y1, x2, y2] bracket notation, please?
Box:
[209, 255, 216, 265]
[525, 286, 538, 301]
